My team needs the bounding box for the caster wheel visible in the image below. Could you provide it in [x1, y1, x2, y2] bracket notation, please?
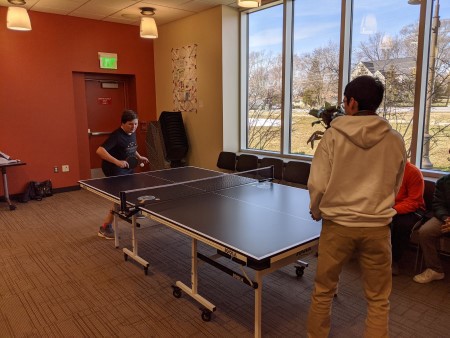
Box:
[9, 205, 16, 211]
[201, 309, 212, 322]
[124, 253, 128, 261]
[295, 266, 305, 277]
[172, 286, 182, 298]
[144, 266, 149, 275]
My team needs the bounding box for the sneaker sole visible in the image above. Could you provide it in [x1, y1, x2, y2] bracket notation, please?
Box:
[98, 232, 115, 240]
[413, 275, 445, 283]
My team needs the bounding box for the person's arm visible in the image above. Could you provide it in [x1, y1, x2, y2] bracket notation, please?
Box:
[307, 132, 332, 221]
[96, 146, 129, 168]
[432, 176, 450, 222]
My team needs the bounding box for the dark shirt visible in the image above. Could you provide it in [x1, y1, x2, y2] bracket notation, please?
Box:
[101, 127, 137, 177]
[432, 174, 450, 222]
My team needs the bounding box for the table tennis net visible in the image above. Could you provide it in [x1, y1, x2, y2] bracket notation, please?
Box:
[119, 166, 275, 212]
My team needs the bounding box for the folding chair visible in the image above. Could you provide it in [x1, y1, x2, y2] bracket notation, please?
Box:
[260, 157, 284, 181]
[283, 160, 311, 187]
[216, 151, 236, 171]
[236, 154, 258, 172]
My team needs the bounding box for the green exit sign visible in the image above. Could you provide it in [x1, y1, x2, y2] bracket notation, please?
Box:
[98, 52, 118, 69]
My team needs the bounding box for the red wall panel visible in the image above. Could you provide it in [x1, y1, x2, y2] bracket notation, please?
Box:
[0, 8, 157, 195]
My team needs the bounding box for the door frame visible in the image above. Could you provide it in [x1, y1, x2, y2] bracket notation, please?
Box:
[73, 72, 137, 180]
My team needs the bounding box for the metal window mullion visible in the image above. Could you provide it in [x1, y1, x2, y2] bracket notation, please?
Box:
[340, 0, 353, 96]
[282, 0, 293, 155]
[411, 0, 433, 167]
[240, 12, 249, 151]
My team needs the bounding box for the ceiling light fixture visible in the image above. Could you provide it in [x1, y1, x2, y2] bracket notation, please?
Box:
[139, 7, 158, 39]
[237, 0, 261, 8]
[6, 0, 32, 31]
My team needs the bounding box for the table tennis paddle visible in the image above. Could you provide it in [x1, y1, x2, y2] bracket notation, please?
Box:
[126, 156, 139, 169]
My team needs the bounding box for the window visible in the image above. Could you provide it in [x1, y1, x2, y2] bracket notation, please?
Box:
[420, 0, 450, 172]
[291, 0, 342, 156]
[246, 4, 283, 152]
[350, 0, 420, 158]
[241, 0, 450, 174]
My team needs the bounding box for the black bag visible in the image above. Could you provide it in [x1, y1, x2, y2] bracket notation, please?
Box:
[20, 180, 53, 202]
[32, 180, 53, 199]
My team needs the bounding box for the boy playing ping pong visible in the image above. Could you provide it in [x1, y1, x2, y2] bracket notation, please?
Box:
[96, 109, 149, 239]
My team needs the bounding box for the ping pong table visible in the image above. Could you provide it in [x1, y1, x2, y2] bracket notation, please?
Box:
[79, 166, 321, 337]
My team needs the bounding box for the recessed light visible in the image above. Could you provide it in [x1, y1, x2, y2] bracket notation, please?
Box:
[7, 0, 26, 5]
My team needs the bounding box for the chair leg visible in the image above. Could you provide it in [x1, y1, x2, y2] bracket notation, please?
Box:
[414, 244, 424, 272]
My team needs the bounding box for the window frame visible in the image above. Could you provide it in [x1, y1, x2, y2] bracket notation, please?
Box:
[239, 0, 447, 177]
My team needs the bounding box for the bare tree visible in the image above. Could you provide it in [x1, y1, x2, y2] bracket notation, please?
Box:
[247, 51, 283, 150]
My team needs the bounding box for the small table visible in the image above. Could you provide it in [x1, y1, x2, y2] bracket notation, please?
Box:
[1, 161, 26, 210]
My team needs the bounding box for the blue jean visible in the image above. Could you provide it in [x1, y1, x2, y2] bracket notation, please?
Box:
[307, 220, 392, 338]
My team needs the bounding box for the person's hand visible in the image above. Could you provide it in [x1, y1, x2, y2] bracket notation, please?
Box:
[116, 160, 129, 168]
[310, 210, 322, 222]
[139, 156, 149, 164]
[441, 217, 450, 234]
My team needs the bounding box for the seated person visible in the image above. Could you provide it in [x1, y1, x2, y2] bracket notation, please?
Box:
[391, 161, 425, 275]
[413, 172, 450, 283]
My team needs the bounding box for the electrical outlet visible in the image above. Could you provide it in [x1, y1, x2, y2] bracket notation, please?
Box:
[54, 166, 59, 173]
[62, 165, 70, 172]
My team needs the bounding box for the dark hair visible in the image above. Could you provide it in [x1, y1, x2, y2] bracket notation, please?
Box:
[343, 75, 385, 112]
[121, 109, 138, 124]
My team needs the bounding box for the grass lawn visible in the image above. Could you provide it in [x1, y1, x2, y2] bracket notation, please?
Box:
[249, 108, 450, 172]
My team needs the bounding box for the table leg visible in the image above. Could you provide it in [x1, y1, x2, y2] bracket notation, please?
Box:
[1, 168, 15, 210]
[113, 204, 119, 248]
[173, 238, 216, 319]
[254, 271, 263, 338]
[122, 214, 150, 274]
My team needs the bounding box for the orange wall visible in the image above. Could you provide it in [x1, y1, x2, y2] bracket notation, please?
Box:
[0, 8, 156, 196]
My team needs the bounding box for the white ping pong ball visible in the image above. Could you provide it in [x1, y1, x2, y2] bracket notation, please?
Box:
[140, 163, 144, 167]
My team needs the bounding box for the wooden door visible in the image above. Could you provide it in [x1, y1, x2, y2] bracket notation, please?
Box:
[85, 75, 131, 177]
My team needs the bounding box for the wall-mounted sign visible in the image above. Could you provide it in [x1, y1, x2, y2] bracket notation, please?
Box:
[97, 97, 112, 105]
[98, 52, 118, 69]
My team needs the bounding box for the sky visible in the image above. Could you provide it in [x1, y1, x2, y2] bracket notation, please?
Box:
[249, 0, 450, 56]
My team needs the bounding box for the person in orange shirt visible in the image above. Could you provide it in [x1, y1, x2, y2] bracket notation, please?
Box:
[391, 161, 425, 275]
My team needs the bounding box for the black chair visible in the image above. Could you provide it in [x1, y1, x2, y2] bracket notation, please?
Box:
[236, 154, 258, 172]
[283, 160, 311, 186]
[260, 157, 284, 181]
[217, 151, 236, 171]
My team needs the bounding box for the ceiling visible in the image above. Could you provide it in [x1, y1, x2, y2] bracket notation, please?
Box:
[0, 0, 243, 27]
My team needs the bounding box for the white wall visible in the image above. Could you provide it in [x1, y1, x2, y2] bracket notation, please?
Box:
[154, 6, 239, 170]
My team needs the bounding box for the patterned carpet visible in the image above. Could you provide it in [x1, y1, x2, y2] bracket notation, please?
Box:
[0, 189, 449, 337]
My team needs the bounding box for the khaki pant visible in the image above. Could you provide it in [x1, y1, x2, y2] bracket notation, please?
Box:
[418, 216, 444, 273]
[307, 220, 392, 338]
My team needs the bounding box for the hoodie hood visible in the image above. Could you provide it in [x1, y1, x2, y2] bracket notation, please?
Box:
[330, 115, 392, 149]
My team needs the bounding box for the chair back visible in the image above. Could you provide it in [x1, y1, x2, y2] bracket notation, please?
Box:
[423, 180, 435, 211]
[283, 161, 310, 185]
[260, 157, 284, 180]
[217, 151, 236, 171]
[236, 154, 258, 172]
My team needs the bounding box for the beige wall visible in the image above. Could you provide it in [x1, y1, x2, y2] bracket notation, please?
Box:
[154, 6, 239, 170]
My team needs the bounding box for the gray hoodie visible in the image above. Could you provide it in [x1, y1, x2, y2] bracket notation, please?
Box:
[308, 115, 406, 227]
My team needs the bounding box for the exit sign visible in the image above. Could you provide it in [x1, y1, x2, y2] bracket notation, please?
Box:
[98, 52, 118, 69]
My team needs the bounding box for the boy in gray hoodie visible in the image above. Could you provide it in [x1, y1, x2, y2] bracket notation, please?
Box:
[307, 75, 406, 338]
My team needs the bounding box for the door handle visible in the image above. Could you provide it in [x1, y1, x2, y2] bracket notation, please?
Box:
[88, 129, 112, 136]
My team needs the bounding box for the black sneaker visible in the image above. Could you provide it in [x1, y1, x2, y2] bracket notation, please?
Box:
[98, 224, 114, 239]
